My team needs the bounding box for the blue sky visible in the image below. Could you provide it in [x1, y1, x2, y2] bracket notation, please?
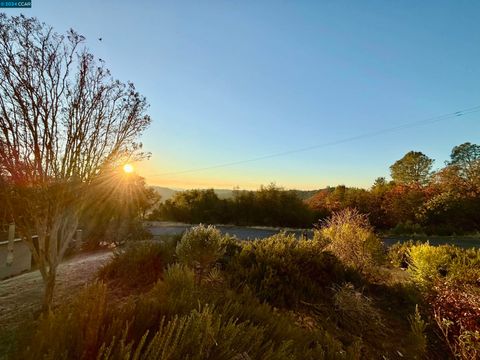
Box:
[8, 1, 480, 189]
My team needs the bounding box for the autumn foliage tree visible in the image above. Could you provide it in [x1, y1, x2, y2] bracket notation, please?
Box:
[0, 15, 151, 309]
[306, 145, 479, 234]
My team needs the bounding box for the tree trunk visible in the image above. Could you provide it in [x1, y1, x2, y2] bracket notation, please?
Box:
[42, 270, 56, 312]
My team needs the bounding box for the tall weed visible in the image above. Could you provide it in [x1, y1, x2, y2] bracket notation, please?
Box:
[319, 209, 384, 275]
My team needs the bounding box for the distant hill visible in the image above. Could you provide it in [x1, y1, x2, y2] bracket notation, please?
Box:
[151, 186, 178, 202]
[213, 189, 234, 199]
[151, 186, 322, 203]
[150, 187, 235, 202]
[286, 189, 322, 201]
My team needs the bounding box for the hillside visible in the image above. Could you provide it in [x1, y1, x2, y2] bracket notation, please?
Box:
[151, 186, 178, 202]
[151, 186, 322, 202]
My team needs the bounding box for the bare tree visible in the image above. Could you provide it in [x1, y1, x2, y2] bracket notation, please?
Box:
[0, 14, 151, 310]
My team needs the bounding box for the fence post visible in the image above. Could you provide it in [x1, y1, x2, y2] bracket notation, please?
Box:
[6, 223, 15, 266]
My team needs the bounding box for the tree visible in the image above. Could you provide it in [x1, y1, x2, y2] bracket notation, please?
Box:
[154, 189, 228, 224]
[390, 151, 434, 187]
[448, 142, 480, 193]
[0, 15, 151, 309]
[420, 142, 480, 233]
[81, 173, 160, 249]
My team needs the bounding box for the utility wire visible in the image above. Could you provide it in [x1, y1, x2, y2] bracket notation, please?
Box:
[146, 105, 480, 178]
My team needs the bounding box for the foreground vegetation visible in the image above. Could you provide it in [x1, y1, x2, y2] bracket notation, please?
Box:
[10, 211, 479, 359]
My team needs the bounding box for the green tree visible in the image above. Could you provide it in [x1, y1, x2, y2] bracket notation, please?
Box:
[448, 142, 480, 193]
[390, 151, 434, 187]
[82, 172, 159, 249]
[153, 189, 228, 224]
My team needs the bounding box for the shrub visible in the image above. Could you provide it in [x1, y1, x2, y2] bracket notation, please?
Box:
[320, 209, 385, 274]
[225, 232, 347, 307]
[146, 264, 197, 315]
[101, 302, 358, 360]
[21, 283, 119, 360]
[407, 305, 427, 357]
[98, 239, 176, 289]
[447, 247, 480, 284]
[132, 306, 292, 360]
[387, 240, 418, 268]
[26, 261, 362, 359]
[176, 225, 225, 275]
[408, 244, 480, 286]
[407, 243, 451, 286]
[140, 269, 359, 359]
[432, 283, 480, 360]
[332, 283, 385, 335]
[408, 244, 480, 359]
[312, 229, 331, 249]
[218, 234, 242, 266]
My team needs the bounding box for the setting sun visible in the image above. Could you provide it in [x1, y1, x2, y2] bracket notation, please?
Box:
[123, 164, 134, 173]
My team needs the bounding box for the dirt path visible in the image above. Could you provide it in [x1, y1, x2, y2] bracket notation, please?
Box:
[0, 250, 112, 357]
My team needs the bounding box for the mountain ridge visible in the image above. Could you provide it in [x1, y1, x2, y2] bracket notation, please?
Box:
[150, 186, 322, 202]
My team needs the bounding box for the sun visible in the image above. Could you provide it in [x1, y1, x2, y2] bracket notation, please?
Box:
[123, 163, 134, 174]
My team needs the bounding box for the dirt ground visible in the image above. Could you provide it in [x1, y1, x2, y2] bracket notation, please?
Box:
[0, 250, 112, 357]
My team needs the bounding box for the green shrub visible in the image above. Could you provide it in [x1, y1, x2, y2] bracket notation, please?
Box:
[387, 240, 418, 268]
[100, 302, 358, 360]
[408, 243, 480, 286]
[144, 264, 197, 316]
[132, 259, 357, 359]
[133, 306, 291, 360]
[176, 225, 225, 275]
[320, 209, 385, 274]
[447, 247, 480, 284]
[36, 263, 359, 359]
[21, 283, 119, 360]
[225, 232, 346, 307]
[407, 243, 451, 286]
[98, 239, 176, 289]
[312, 229, 331, 249]
[218, 234, 243, 266]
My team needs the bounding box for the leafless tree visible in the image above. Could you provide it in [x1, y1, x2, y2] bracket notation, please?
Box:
[0, 14, 151, 310]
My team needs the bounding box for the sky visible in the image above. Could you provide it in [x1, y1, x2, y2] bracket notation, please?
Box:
[6, 1, 480, 190]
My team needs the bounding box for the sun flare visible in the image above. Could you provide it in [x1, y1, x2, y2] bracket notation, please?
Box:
[123, 163, 134, 174]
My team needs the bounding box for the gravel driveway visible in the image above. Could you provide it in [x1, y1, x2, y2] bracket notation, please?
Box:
[0, 250, 112, 357]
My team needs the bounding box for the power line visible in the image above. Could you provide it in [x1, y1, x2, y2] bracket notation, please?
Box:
[146, 105, 480, 178]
